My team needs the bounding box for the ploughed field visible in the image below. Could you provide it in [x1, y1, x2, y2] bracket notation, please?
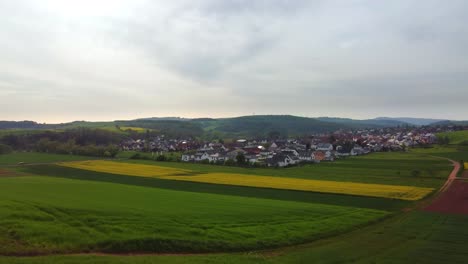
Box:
[0, 151, 452, 258]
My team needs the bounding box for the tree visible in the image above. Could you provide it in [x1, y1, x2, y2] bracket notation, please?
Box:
[0, 144, 12, 154]
[236, 152, 246, 165]
[411, 170, 421, 177]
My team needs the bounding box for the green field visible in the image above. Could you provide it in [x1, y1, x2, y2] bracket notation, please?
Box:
[119, 152, 450, 188]
[0, 175, 388, 255]
[0, 152, 94, 166]
[1, 211, 467, 264]
[0, 150, 463, 263]
[437, 130, 468, 145]
[410, 145, 468, 162]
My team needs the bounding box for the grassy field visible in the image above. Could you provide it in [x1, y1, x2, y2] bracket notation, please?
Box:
[161, 173, 434, 201]
[119, 127, 147, 132]
[0, 150, 461, 263]
[1, 211, 467, 264]
[0, 175, 388, 255]
[410, 145, 468, 162]
[22, 165, 410, 211]
[59, 160, 435, 200]
[0, 152, 94, 166]
[437, 130, 468, 144]
[117, 152, 450, 188]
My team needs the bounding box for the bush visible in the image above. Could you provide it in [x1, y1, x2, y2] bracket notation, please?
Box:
[0, 144, 12, 154]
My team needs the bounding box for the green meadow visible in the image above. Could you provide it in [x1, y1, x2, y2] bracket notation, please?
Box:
[0, 152, 94, 166]
[0, 148, 464, 263]
[437, 130, 468, 145]
[1, 211, 467, 264]
[119, 151, 450, 188]
[0, 175, 388, 255]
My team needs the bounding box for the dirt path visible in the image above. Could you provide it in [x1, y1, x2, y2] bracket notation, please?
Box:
[459, 170, 468, 180]
[435, 159, 460, 193]
[0, 168, 17, 177]
[424, 160, 468, 214]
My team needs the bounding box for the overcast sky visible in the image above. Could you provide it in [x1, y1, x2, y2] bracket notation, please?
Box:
[1, 0, 467, 122]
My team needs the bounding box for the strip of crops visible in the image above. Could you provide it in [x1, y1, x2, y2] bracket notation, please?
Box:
[60, 160, 193, 177]
[161, 173, 434, 200]
[60, 161, 434, 200]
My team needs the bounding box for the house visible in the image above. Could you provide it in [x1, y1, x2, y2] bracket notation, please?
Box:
[181, 154, 194, 162]
[194, 152, 210, 161]
[266, 154, 293, 167]
[316, 143, 333, 151]
[281, 148, 299, 157]
[351, 146, 364, 156]
[298, 150, 314, 162]
[313, 151, 326, 162]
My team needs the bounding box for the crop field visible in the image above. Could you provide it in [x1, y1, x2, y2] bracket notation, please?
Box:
[437, 130, 468, 144]
[59, 160, 435, 200]
[118, 151, 450, 188]
[0, 175, 388, 255]
[0, 211, 466, 264]
[119, 126, 147, 132]
[60, 160, 193, 177]
[161, 173, 433, 200]
[23, 165, 410, 211]
[0, 150, 462, 263]
[0, 152, 93, 166]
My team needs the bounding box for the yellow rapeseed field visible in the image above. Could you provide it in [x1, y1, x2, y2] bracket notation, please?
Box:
[161, 173, 434, 201]
[59, 160, 192, 177]
[59, 160, 434, 200]
[120, 126, 147, 132]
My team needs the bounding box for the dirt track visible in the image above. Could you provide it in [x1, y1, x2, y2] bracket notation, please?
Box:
[0, 169, 17, 177]
[424, 161, 468, 215]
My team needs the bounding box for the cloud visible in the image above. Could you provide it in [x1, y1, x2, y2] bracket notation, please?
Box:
[0, 0, 467, 122]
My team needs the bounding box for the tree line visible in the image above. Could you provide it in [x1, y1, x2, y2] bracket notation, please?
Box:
[0, 128, 122, 157]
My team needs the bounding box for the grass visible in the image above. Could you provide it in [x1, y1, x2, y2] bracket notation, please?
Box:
[59, 160, 192, 177]
[410, 145, 468, 162]
[0, 149, 460, 263]
[1, 211, 467, 264]
[22, 165, 409, 211]
[119, 127, 147, 132]
[59, 160, 435, 200]
[161, 173, 434, 201]
[437, 130, 468, 144]
[117, 152, 450, 188]
[0, 175, 388, 255]
[0, 152, 94, 166]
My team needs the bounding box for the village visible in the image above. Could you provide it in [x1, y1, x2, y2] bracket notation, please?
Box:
[118, 125, 462, 167]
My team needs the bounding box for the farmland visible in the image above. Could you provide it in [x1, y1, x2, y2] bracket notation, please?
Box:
[0, 152, 94, 166]
[0, 149, 464, 263]
[160, 173, 434, 200]
[437, 130, 468, 145]
[59, 160, 435, 200]
[0, 175, 388, 255]
[117, 151, 451, 188]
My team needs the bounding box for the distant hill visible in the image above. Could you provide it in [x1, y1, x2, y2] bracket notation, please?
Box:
[0, 121, 46, 129]
[135, 117, 191, 122]
[193, 115, 345, 137]
[374, 117, 449, 126]
[430, 120, 468, 126]
[317, 117, 409, 128]
[1, 115, 465, 139]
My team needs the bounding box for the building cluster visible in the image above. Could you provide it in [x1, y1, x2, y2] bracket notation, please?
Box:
[120, 125, 461, 167]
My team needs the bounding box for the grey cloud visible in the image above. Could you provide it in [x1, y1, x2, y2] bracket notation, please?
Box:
[0, 0, 467, 122]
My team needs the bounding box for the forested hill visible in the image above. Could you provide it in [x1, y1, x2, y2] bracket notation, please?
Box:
[0, 115, 416, 139]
